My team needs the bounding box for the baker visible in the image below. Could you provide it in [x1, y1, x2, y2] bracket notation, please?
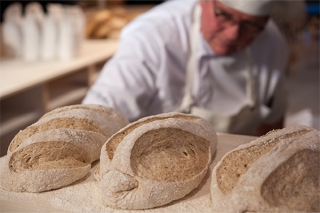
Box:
[82, 0, 288, 136]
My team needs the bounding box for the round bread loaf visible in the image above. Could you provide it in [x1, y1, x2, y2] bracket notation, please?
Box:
[210, 125, 320, 212]
[98, 112, 217, 210]
[0, 104, 129, 192]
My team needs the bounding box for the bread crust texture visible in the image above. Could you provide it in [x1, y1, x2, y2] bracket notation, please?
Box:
[210, 125, 320, 212]
[0, 104, 129, 192]
[98, 112, 217, 210]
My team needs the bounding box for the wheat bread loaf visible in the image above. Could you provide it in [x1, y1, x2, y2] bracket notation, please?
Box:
[210, 125, 320, 212]
[0, 104, 129, 192]
[97, 112, 217, 210]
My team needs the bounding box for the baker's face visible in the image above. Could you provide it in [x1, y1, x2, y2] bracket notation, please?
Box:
[200, 0, 269, 55]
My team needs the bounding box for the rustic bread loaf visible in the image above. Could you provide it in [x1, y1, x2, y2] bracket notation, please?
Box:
[0, 104, 129, 192]
[86, 8, 131, 39]
[98, 112, 217, 210]
[210, 125, 320, 212]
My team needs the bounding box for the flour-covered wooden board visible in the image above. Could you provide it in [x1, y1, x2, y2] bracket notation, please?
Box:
[0, 133, 255, 213]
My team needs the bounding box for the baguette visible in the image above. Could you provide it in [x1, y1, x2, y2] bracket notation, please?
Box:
[210, 125, 320, 212]
[0, 104, 129, 192]
[98, 112, 217, 209]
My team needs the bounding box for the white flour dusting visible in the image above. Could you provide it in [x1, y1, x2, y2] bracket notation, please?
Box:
[1, 134, 253, 212]
[0, 170, 213, 213]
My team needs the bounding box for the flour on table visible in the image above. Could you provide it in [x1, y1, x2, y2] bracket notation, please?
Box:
[0, 173, 213, 213]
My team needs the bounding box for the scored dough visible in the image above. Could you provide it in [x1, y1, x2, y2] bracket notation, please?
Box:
[210, 125, 320, 212]
[98, 112, 217, 210]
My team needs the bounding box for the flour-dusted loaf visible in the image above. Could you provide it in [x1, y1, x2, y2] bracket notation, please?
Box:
[97, 112, 217, 210]
[0, 104, 129, 192]
[210, 125, 320, 212]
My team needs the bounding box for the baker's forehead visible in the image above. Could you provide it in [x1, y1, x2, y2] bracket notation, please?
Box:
[218, 0, 274, 16]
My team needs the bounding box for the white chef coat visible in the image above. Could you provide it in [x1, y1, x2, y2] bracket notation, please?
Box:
[82, 0, 288, 126]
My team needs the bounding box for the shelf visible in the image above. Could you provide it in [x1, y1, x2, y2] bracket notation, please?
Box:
[45, 69, 89, 111]
[0, 86, 44, 138]
[0, 39, 118, 100]
[0, 39, 118, 156]
[48, 87, 88, 111]
[0, 111, 40, 137]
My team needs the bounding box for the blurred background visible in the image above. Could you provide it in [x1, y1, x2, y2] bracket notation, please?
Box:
[0, 0, 319, 156]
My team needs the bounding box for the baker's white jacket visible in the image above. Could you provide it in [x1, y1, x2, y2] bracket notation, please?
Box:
[82, 0, 288, 124]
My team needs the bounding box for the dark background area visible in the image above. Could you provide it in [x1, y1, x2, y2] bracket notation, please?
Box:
[305, 0, 320, 16]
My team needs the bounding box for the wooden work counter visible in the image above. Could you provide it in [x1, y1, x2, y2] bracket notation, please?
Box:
[0, 39, 118, 156]
[0, 133, 256, 212]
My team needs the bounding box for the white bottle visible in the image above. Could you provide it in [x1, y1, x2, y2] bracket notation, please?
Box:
[57, 5, 85, 60]
[22, 2, 44, 61]
[41, 4, 63, 60]
[2, 3, 23, 58]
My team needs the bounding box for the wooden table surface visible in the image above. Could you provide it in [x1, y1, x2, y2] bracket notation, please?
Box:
[0, 133, 256, 213]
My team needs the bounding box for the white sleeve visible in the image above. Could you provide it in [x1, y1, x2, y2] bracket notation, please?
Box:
[82, 31, 160, 122]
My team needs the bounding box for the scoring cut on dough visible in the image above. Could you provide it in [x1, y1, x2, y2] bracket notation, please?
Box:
[0, 104, 129, 192]
[98, 112, 217, 210]
[210, 125, 320, 212]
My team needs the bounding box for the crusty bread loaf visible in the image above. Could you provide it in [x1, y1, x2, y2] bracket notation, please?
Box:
[85, 8, 131, 39]
[0, 104, 129, 192]
[97, 112, 217, 210]
[210, 125, 320, 212]
[86, 10, 112, 38]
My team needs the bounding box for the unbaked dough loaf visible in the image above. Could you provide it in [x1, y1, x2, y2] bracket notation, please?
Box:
[210, 125, 320, 212]
[0, 104, 129, 192]
[98, 112, 217, 210]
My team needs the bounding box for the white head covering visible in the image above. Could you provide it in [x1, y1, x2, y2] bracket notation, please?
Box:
[218, 0, 273, 16]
